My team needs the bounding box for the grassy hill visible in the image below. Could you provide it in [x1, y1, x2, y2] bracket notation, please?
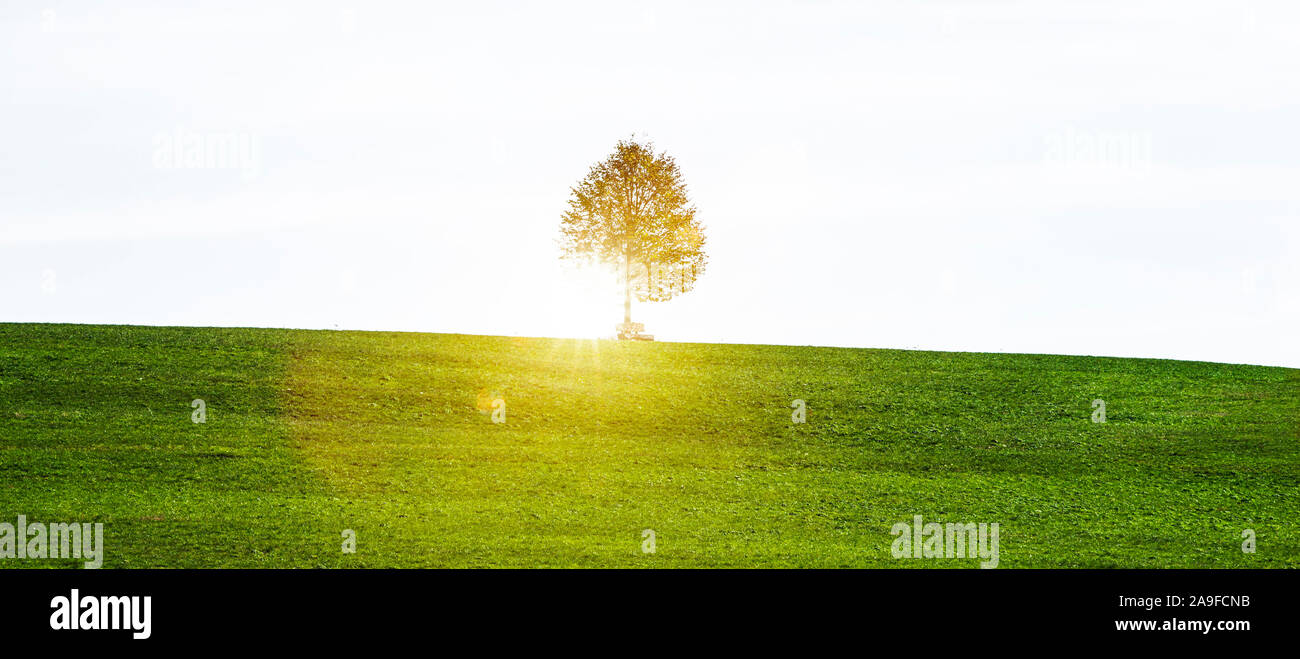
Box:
[1, 322, 1296, 568]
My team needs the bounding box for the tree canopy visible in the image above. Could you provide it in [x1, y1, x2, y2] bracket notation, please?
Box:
[559, 138, 706, 326]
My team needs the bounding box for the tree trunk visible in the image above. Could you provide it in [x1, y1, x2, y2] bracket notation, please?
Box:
[623, 252, 632, 325]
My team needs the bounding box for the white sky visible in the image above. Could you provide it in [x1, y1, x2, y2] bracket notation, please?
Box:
[2, 1, 1298, 367]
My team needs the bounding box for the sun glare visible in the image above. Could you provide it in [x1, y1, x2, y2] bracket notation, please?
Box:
[554, 263, 624, 340]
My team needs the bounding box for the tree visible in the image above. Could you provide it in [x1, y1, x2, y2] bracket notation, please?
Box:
[559, 138, 707, 334]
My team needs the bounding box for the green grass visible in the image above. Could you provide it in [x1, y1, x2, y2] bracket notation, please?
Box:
[1, 322, 1297, 568]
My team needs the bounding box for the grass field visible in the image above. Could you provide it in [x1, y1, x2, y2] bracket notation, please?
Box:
[1, 322, 1297, 568]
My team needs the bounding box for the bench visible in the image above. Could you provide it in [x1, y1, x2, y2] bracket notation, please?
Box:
[616, 322, 654, 341]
